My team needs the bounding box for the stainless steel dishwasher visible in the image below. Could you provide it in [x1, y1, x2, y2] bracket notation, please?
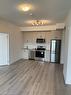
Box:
[29, 50, 35, 60]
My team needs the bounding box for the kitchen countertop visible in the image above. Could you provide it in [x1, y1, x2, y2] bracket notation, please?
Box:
[22, 48, 50, 51]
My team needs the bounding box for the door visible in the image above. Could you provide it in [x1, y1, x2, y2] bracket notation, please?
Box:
[0, 33, 9, 65]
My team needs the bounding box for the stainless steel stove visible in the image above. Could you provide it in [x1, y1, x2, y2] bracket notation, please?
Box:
[35, 46, 46, 61]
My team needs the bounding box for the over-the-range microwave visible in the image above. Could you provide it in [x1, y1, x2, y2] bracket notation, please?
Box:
[36, 38, 46, 43]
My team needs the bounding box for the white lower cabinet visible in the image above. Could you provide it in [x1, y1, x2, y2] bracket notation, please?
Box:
[45, 50, 50, 62]
[22, 49, 50, 62]
[22, 49, 29, 59]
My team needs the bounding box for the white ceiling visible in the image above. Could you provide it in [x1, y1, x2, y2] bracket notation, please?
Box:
[0, 0, 71, 27]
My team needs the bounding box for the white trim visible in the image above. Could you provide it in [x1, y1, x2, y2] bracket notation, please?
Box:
[20, 23, 65, 31]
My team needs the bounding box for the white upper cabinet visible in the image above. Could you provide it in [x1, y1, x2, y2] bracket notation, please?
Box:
[23, 31, 62, 44]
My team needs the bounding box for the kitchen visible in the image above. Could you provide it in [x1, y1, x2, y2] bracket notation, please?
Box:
[22, 30, 63, 63]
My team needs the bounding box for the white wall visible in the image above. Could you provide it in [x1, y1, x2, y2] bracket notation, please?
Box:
[63, 10, 71, 84]
[0, 19, 23, 64]
[63, 28, 69, 81]
[60, 30, 65, 64]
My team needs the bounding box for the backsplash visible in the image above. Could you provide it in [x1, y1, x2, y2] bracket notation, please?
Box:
[23, 43, 50, 50]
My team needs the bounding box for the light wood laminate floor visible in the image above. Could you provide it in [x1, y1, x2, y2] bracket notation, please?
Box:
[0, 60, 71, 95]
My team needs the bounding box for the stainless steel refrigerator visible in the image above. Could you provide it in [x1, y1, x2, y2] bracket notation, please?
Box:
[50, 40, 61, 63]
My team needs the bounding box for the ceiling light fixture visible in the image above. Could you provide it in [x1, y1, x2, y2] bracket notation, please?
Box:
[32, 20, 51, 26]
[18, 4, 32, 12]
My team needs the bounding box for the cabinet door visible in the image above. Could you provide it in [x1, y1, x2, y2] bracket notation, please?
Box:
[45, 51, 50, 62]
[22, 50, 29, 59]
[45, 32, 51, 43]
[35, 32, 45, 38]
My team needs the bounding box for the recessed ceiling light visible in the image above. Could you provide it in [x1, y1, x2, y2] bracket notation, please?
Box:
[18, 4, 32, 12]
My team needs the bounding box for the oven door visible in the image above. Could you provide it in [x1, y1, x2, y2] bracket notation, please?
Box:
[35, 50, 45, 58]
